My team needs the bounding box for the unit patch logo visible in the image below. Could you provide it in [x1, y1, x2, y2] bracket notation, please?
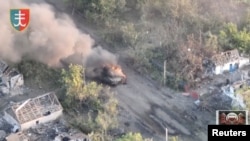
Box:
[10, 9, 30, 31]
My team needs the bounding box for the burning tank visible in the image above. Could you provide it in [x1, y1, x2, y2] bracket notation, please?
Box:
[85, 64, 127, 86]
[60, 58, 127, 86]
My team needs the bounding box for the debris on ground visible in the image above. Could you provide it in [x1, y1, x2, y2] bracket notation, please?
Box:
[0, 60, 24, 96]
[0, 90, 90, 141]
[194, 74, 249, 111]
[4, 120, 90, 141]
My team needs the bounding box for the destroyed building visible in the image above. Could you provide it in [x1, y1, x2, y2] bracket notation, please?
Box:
[0, 60, 24, 96]
[211, 49, 249, 75]
[0, 92, 90, 141]
[3, 92, 63, 131]
[0, 60, 8, 75]
[5, 120, 91, 141]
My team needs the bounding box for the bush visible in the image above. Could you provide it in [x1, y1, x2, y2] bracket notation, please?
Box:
[101, 19, 141, 48]
[170, 136, 179, 141]
[60, 64, 118, 139]
[116, 132, 144, 141]
[219, 23, 250, 53]
[17, 60, 61, 88]
[60, 64, 103, 108]
[65, 0, 126, 21]
[120, 22, 141, 47]
[235, 85, 250, 111]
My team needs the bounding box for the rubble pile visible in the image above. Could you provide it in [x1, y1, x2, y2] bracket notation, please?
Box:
[196, 77, 250, 111]
[0, 113, 14, 140]
[197, 88, 232, 111]
[25, 121, 90, 141]
[0, 60, 24, 96]
[3, 120, 90, 141]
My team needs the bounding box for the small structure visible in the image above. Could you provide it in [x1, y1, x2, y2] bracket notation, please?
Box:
[3, 92, 63, 131]
[211, 49, 249, 75]
[0, 60, 24, 96]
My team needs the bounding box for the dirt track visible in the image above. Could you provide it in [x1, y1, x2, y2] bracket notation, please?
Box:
[37, 0, 215, 140]
[112, 60, 211, 141]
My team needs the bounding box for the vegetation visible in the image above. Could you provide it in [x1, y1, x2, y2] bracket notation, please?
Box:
[235, 85, 250, 111]
[219, 23, 250, 53]
[170, 136, 179, 141]
[17, 60, 61, 89]
[64, 0, 250, 89]
[116, 132, 149, 141]
[60, 64, 118, 140]
[61, 64, 97, 108]
[64, 0, 126, 23]
[115, 132, 180, 141]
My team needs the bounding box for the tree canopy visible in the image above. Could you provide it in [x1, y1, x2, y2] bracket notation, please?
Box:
[116, 132, 144, 141]
[61, 64, 102, 108]
[219, 23, 250, 53]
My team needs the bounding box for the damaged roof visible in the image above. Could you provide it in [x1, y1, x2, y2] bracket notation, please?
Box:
[0, 60, 8, 75]
[211, 49, 241, 66]
[8, 92, 62, 124]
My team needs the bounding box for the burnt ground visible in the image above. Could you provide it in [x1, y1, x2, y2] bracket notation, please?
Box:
[2, 0, 238, 141]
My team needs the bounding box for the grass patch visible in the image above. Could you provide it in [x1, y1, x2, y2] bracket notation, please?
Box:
[16, 60, 61, 89]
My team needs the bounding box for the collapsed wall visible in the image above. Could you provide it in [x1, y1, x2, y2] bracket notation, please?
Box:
[0, 60, 24, 96]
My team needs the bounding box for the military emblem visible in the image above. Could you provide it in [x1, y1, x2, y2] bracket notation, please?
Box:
[216, 110, 248, 125]
[10, 9, 30, 31]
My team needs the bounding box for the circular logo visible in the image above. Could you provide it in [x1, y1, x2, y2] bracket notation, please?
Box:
[226, 112, 238, 124]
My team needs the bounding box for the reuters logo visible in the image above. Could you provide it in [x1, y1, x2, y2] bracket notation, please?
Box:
[217, 110, 248, 125]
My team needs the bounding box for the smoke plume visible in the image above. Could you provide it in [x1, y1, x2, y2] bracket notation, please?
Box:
[0, 0, 117, 67]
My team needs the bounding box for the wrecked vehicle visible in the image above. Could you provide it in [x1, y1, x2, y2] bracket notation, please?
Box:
[60, 59, 127, 86]
[86, 64, 127, 86]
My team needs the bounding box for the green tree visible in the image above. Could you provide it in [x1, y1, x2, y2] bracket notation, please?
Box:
[116, 132, 144, 141]
[61, 64, 102, 108]
[170, 136, 179, 141]
[61, 64, 118, 139]
[17, 60, 61, 88]
[64, 0, 126, 21]
[219, 23, 250, 53]
[204, 31, 219, 52]
[95, 93, 118, 136]
[120, 23, 140, 46]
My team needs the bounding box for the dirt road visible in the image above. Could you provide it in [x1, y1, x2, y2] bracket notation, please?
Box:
[39, 0, 214, 140]
[112, 59, 212, 141]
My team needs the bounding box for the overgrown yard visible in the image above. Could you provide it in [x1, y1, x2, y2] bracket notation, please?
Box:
[16, 60, 62, 90]
[64, 0, 250, 89]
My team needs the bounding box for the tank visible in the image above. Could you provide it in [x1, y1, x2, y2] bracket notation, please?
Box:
[85, 64, 127, 86]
